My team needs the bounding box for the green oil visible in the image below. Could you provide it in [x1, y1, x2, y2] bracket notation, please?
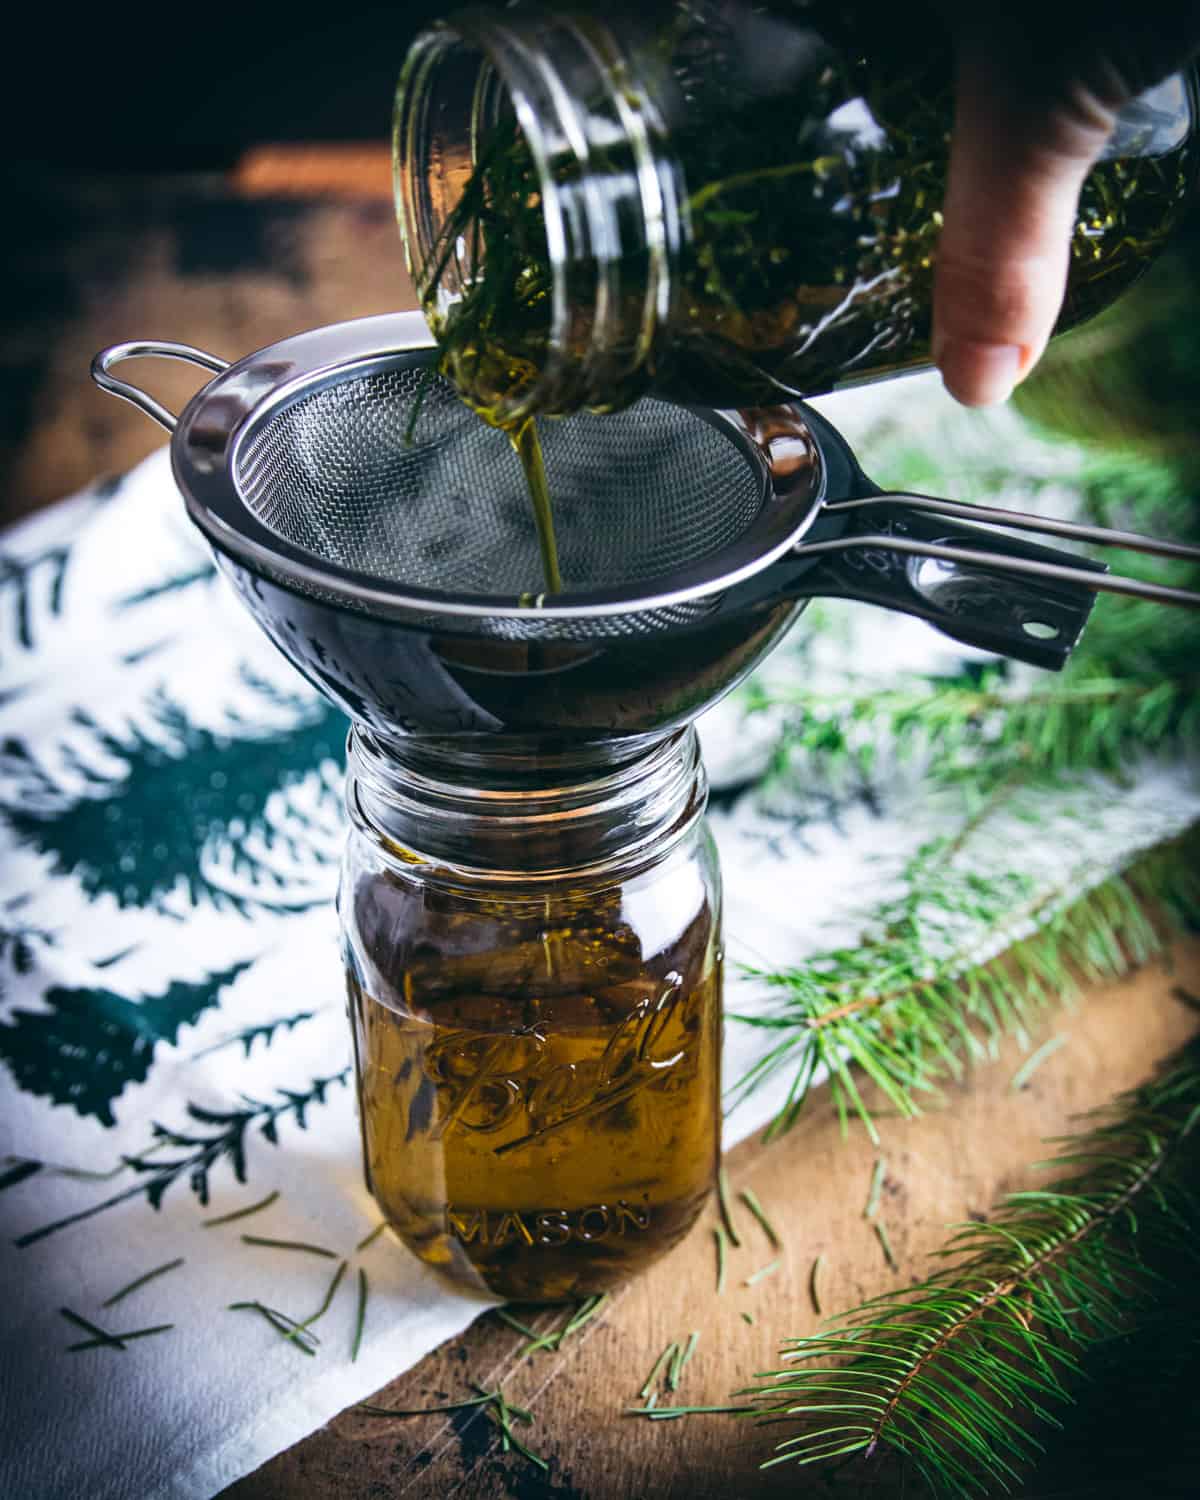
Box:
[511, 417, 562, 595]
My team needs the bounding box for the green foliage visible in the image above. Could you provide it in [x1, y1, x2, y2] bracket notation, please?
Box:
[730, 825, 1200, 1145]
[735, 400, 1200, 1137]
[0, 682, 346, 913]
[742, 1040, 1200, 1496]
[0, 960, 253, 1126]
[13, 1068, 351, 1248]
[743, 662, 1199, 798]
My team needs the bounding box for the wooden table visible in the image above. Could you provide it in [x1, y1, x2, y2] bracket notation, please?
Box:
[9, 158, 1200, 1499]
[215, 949, 1200, 1500]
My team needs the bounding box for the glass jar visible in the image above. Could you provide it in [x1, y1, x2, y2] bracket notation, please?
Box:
[340, 728, 722, 1301]
[394, 0, 1197, 423]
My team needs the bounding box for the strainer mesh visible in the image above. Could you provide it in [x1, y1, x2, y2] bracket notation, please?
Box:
[234, 366, 765, 608]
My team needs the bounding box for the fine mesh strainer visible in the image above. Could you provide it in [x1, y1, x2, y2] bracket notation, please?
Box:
[93, 313, 1200, 739]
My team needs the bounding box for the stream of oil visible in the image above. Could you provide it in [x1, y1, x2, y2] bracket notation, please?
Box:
[510, 416, 562, 594]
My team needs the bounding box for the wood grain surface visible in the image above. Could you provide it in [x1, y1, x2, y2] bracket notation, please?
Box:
[9, 160, 1200, 1500]
[1, 159, 406, 527]
[219, 942, 1200, 1500]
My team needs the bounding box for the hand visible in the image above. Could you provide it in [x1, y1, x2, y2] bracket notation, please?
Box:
[934, 5, 1200, 406]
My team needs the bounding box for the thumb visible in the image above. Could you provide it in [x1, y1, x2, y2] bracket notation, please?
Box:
[933, 33, 1119, 407]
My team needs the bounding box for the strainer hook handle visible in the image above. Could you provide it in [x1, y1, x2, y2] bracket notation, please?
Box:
[776, 498, 1107, 670]
[91, 341, 230, 433]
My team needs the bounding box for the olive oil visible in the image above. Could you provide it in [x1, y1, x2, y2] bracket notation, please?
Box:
[348, 953, 720, 1300]
[425, 305, 563, 592]
[346, 900, 723, 1302]
[511, 418, 562, 595]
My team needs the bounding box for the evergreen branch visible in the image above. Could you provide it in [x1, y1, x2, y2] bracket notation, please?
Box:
[744, 665, 1200, 796]
[730, 827, 1200, 1144]
[742, 1041, 1200, 1496]
[12, 1068, 350, 1248]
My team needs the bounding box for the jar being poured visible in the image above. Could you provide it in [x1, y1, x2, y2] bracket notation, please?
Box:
[394, 0, 1197, 594]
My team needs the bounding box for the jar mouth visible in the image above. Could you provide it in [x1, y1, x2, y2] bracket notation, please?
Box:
[394, 10, 681, 422]
[346, 725, 708, 882]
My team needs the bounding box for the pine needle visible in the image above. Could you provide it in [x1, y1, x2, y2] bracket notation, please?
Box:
[360, 1395, 492, 1417]
[742, 1311, 756, 1326]
[873, 1221, 898, 1272]
[515, 1293, 609, 1358]
[1010, 1035, 1069, 1092]
[669, 1331, 700, 1390]
[101, 1257, 184, 1307]
[714, 1224, 729, 1294]
[361, 1386, 548, 1472]
[739, 1187, 781, 1248]
[355, 1221, 388, 1251]
[497, 1309, 541, 1340]
[628, 1403, 755, 1419]
[717, 1168, 742, 1246]
[202, 1190, 280, 1228]
[351, 1269, 368, 1361]
[294, 1259, 348, 1336]
[745, 1258, 782, 1288]
[59, 1307, 126, 1349]
[228, 1301, 318, 1355]
[863, 1158, 887, 1220]
[640, 1342, 678, 1400]
[67, 1323, 173, 1352]
[240, 1233, 338, 1259]
[808, 1254, 825, 1317]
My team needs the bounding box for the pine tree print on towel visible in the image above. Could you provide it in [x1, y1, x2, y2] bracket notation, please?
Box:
[0, 679, 346, 915]
[0, 961, 251, 1125]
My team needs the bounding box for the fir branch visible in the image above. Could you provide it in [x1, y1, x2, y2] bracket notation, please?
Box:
[744, 665, 1200, 796]
[730, 827, 1200, 1144]
[13, 1069, 350, 1248]
[743, 1042, 1200, 1496]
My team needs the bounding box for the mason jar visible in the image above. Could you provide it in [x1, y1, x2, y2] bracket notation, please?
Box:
[394, 0, 1196, 423]
[340, 727, 722, 1301]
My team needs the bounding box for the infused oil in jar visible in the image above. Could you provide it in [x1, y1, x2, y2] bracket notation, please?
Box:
[341, 729, 721, 1300]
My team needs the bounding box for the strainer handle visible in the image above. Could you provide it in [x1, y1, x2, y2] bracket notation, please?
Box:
[91, 341, 230, 433]
[776, 500, 1109, 670]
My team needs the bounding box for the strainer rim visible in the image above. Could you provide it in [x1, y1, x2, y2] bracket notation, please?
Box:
[170, 312, 828, 622]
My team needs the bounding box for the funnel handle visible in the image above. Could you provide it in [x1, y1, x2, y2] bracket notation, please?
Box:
[91, 341, 230, 433]
[784, 499, 1106, 670]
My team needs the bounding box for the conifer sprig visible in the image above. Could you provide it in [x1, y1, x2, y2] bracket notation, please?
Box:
[742, 1041, 1200, 1496]
[730, 825, 1200, 1144]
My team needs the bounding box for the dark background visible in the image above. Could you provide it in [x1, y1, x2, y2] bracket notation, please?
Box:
[6, 5, 462, 167]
